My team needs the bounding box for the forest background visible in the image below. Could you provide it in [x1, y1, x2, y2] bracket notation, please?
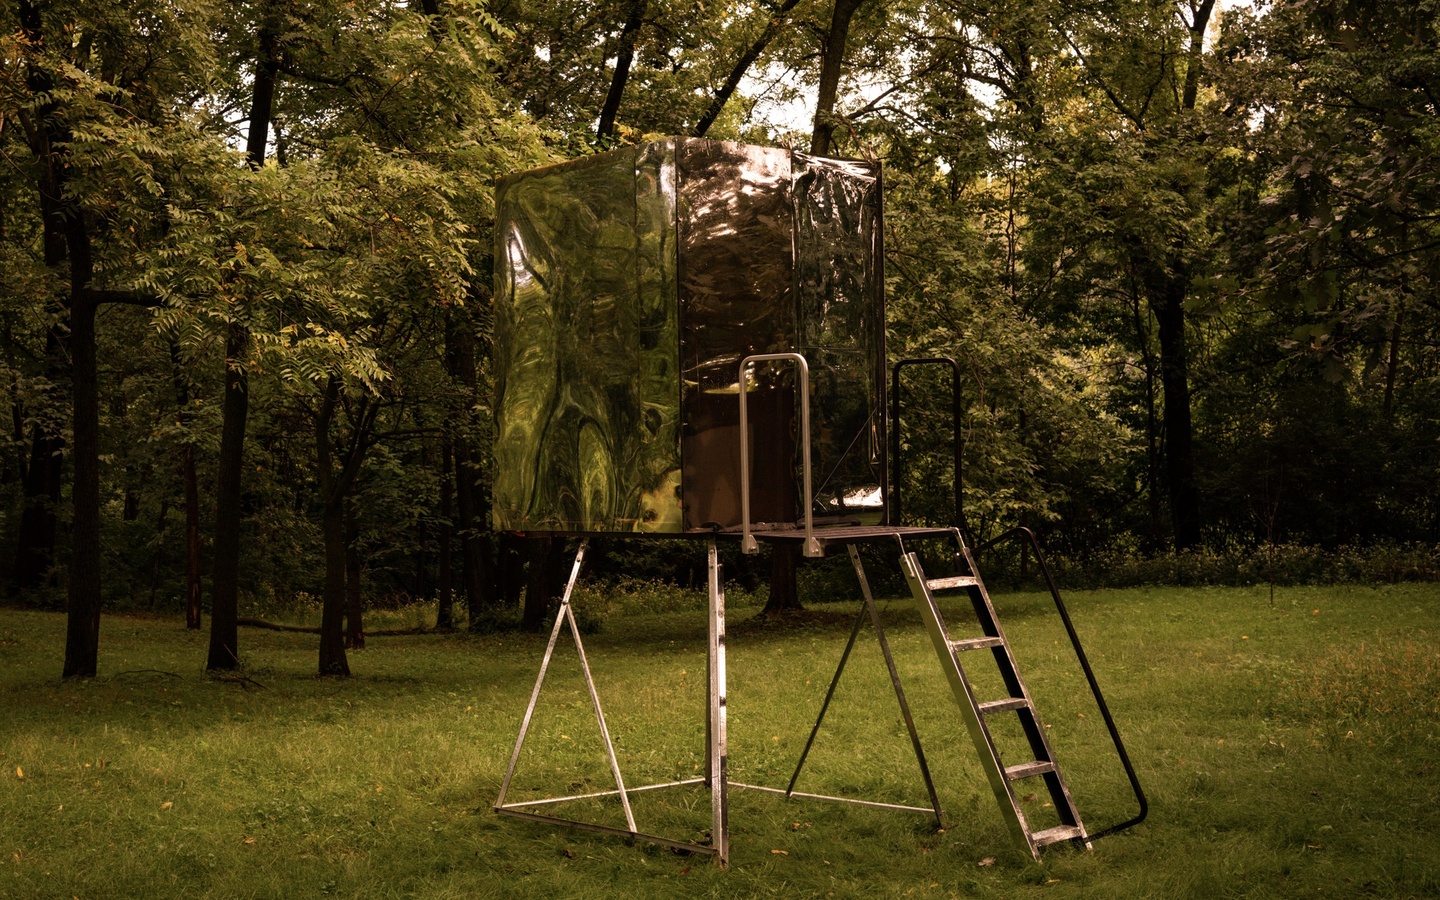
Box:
[1, 0, 1437, 678]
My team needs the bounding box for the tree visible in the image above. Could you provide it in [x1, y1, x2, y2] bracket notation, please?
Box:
[7, 0, 227, 676]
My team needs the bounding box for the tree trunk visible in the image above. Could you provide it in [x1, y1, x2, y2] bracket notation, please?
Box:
[207, 7, 277, 670]
[1181, 0, 1217, 112]
[344, 503, 364, 650]
[182, 442, 203, 629]
[521, 536, 562, 632]
[435, 435, 455, 629]
[455, 439, 495, 627]
[62, 295, 101, 678]
[147, 499, 170, 611]
[206, 323, 249, 670]
[1145, 265, 1202, 551]
[11, 371, 63, 594]
[809, 0, 867, 157]
[172, 343, 203, 629]
[693, 0, 804, 137]
[13, 1, 68, 599]
[318, 499, 351, 676]
[498, 531, 526, 607]
[596, 0, 647, 140]
[445, 310, 496, 627]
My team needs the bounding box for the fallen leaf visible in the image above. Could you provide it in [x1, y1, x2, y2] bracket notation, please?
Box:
[771, 849, 788, 855]
[243, 837, 255, 845]
[15, 766, 22, 779]
[978, 857, 996, 867]
[562, 848, 576, 859]
[161, 801, 173, 810]
[678, 866, 691, 876]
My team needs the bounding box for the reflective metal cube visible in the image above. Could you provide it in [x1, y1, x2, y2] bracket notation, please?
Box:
[493, 138, 885, 533]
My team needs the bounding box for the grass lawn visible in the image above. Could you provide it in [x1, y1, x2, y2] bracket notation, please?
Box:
[2, 581, 1438, 898]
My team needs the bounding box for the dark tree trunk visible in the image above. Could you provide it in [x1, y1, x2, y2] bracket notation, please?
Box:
[596, 0, 646, 140]
[1145, 266, 1202, 551]
[435, 435, 455, 629]
[445, 310, 495, 627]
[344, 504, 364, 651]
[182, 443, 203, 629]
[207, 8, 277, 670]
[206, 323, 249, 670]
[1181, 0, 1217, 111]
[498, 531, 526, 607]
[319, 499, 351, 676]
[762, 544, 803, 615]
[454, 438, 495, 627]
[693, 0, 803, 137]
[147, 499, 170, 611]
[20, 0, 106, 675]
[172, 343, 203, 629]
[11, 370, 63, 594]
[521, 536, 563, 632]
[313, 375, 377, 675]
[13, 1, 68, 599]
[809, 0, 867, 157]
[63, 295, 101, 678]
[315, 377, 355, 676]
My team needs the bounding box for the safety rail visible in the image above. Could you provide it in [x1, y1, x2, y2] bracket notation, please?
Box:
[975, 525, 1149, 842]
[890, 357, 967, 535]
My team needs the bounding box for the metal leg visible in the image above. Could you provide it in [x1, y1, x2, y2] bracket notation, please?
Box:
[569, 561, 638, 835]
[706, 541, 730, 866]
[786, 601, 867, 797]
[495, 539, 636, 835]
[849, 544, 943, 824]
[782, 545, 943, 826]
[496, 540, 590, 809]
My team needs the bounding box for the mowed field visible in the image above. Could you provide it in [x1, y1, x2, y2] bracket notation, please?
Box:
[2, 582, 1438, 898]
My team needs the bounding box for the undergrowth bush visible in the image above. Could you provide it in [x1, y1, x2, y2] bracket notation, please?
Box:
[982, 541, 1440, 591]
[564, 577, 767, 632]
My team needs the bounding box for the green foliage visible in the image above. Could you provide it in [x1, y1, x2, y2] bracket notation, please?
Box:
[3, 0, 1440, 671]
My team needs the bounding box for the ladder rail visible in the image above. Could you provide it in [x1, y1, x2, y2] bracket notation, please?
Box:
[901, 529, 1091, 859]
[975, 526, 1149, 842]
[899, 546, 1026, 848]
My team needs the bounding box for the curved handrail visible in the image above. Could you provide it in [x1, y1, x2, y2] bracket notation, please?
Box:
[738, 353, 821, 558]
[890, 357, 967, 537]
[976, 526, 1148, 842]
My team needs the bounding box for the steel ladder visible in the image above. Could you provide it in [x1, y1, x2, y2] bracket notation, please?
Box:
[898, 530, 1090, 859]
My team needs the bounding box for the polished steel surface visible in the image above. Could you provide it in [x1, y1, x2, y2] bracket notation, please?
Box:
[493, 138, 884, 534]
[738, 353, 820, 557]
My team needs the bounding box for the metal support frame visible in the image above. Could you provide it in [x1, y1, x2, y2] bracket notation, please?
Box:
[785, 545, 943, 824]
[495, 538, 734, 864]
[738, 352, 821, 558]
[495, 534, 951, 866]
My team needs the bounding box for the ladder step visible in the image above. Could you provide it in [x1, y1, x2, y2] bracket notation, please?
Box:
[1005, 760, 1056, 781]
[926, 575, 978, 591]
[978, 697, 1029, 715]
[1030, 824, 1086, 847]
[949, 636, 1004, 652]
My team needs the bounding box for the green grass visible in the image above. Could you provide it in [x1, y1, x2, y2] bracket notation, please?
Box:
[2, 583, 1439, 898]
